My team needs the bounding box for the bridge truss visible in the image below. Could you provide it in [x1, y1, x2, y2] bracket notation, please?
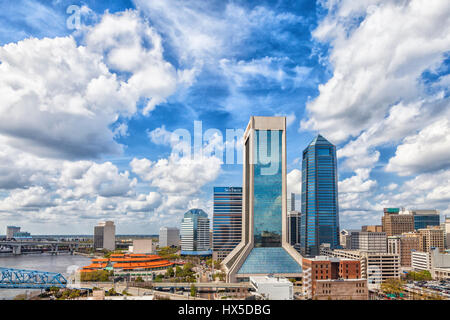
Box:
[0, 267, 67, 289]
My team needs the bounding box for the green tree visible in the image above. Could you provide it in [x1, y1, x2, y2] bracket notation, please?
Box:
[69, 290, 81, 299]
[122, 290, 132, 296]
[166, 267, 175, 278]
[381, 279, 405, 296]
[49, 286, 60, 294]
[154, 274, 164, 282]
[190, 284, 197, 297]
[105, 288, 118, 296]
[406, 270, 432, 281]
[175, 266, 182, 275]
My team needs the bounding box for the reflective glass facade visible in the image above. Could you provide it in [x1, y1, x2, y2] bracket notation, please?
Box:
[253, 130, 282, 247]
[181, 209, 210, 252]
[213, 187, 243, 260]
[237, 247, 303, 274]
[288, 211, 300, 246]
[414, 214, 440, 230]
[225, 117, 303, 280]
[300, 135, 339, 256]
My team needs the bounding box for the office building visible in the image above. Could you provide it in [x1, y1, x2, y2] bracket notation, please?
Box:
[250, 276, 293, 300]
[411, 248, 450, 280]
[313, 279, 368, 300]
[222, 117, 303, 282]
[302, 256, 365, 299]
[180, 208, 211, 255]
[418, 226, 445, 252]
[13, 232, 32, 239]
[94, 221, 116, 251]
[159, 227, 180, 247]
[300, 134, 340, 256]
[382, 208, 414, 236]
[287, 193, 296, 212]
[411, 250, 431, 272]
[339, 229, 358, 248]
[6, 226, 21, 239]
[410, 209, 440, 230]
[444, 216, 450, 249]
[387, 234, 420, 267]
[321, 248, 400, 289]
[212, 187, 243, 261]
[287, 211, 300, 247]
[361, 225, 383, 232]
[349, 231, 387, 253]
[131, 239, 154, 254]
[430, 248, 450, 280]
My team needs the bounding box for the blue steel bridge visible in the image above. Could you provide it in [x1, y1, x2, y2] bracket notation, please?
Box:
[0, 267, 67, 289]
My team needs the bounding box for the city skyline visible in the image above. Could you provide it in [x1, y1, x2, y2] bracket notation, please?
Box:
[0, 0, 449, 235]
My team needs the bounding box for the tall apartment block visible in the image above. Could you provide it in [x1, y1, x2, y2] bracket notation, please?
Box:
[6, 226, 20, 240]
[212, 187, 243, 260]
[382, 208, 414, 236]
[300, 134, 340, 256]
[222, 116, 303, 282]
[94, 221, 116, 251]
[180, 209, 211, 255]
[159, 227, 180, 247]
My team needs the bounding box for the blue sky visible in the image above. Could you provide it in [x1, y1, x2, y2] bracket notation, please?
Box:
[0, 0, 449, 234]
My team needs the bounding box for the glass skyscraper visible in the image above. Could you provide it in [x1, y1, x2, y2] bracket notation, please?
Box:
[180, 208, 212, 256]
[300, 134, 340, 257]
[411, 210, 440, 230]
[223, 116, 303, 282]
[213, 187, 243, 260]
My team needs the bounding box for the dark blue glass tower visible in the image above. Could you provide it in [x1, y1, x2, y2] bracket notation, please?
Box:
[412, 210, 440, 230]
[300, 134, 340, 256]
[213, 187, 243, 260]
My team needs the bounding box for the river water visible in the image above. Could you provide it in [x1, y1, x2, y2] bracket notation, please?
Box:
[0, 254, 92, 300]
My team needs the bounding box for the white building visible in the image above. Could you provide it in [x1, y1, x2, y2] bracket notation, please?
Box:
[159, 227, 180, 247]
[94, 221, 116, 251]
[445, 216, 450, 249]
[250, 276, 293, 300]
[350, 231, 387, 253]
[131, 239, 154, 254]
[411, 248, 450, 280]
[340, 229, 358, 248]
[411, 250, 431, 272]
[6, 226, 20, 239]
[321, 248, 400, 290]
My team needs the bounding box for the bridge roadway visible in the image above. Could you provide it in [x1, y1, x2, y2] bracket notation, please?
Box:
[69, 282, 208, 300]
[73, 281, 251, 290]
[0, 240, 86, 246]
[0, 267, 67, 289]
[0, 240, 90, 255]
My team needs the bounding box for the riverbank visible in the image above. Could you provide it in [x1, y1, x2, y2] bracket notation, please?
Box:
[0, 254, 92, 300]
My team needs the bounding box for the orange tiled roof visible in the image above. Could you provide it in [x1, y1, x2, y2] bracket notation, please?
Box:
[81, 254, 172, 271]
[113, 261, 173, 269]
